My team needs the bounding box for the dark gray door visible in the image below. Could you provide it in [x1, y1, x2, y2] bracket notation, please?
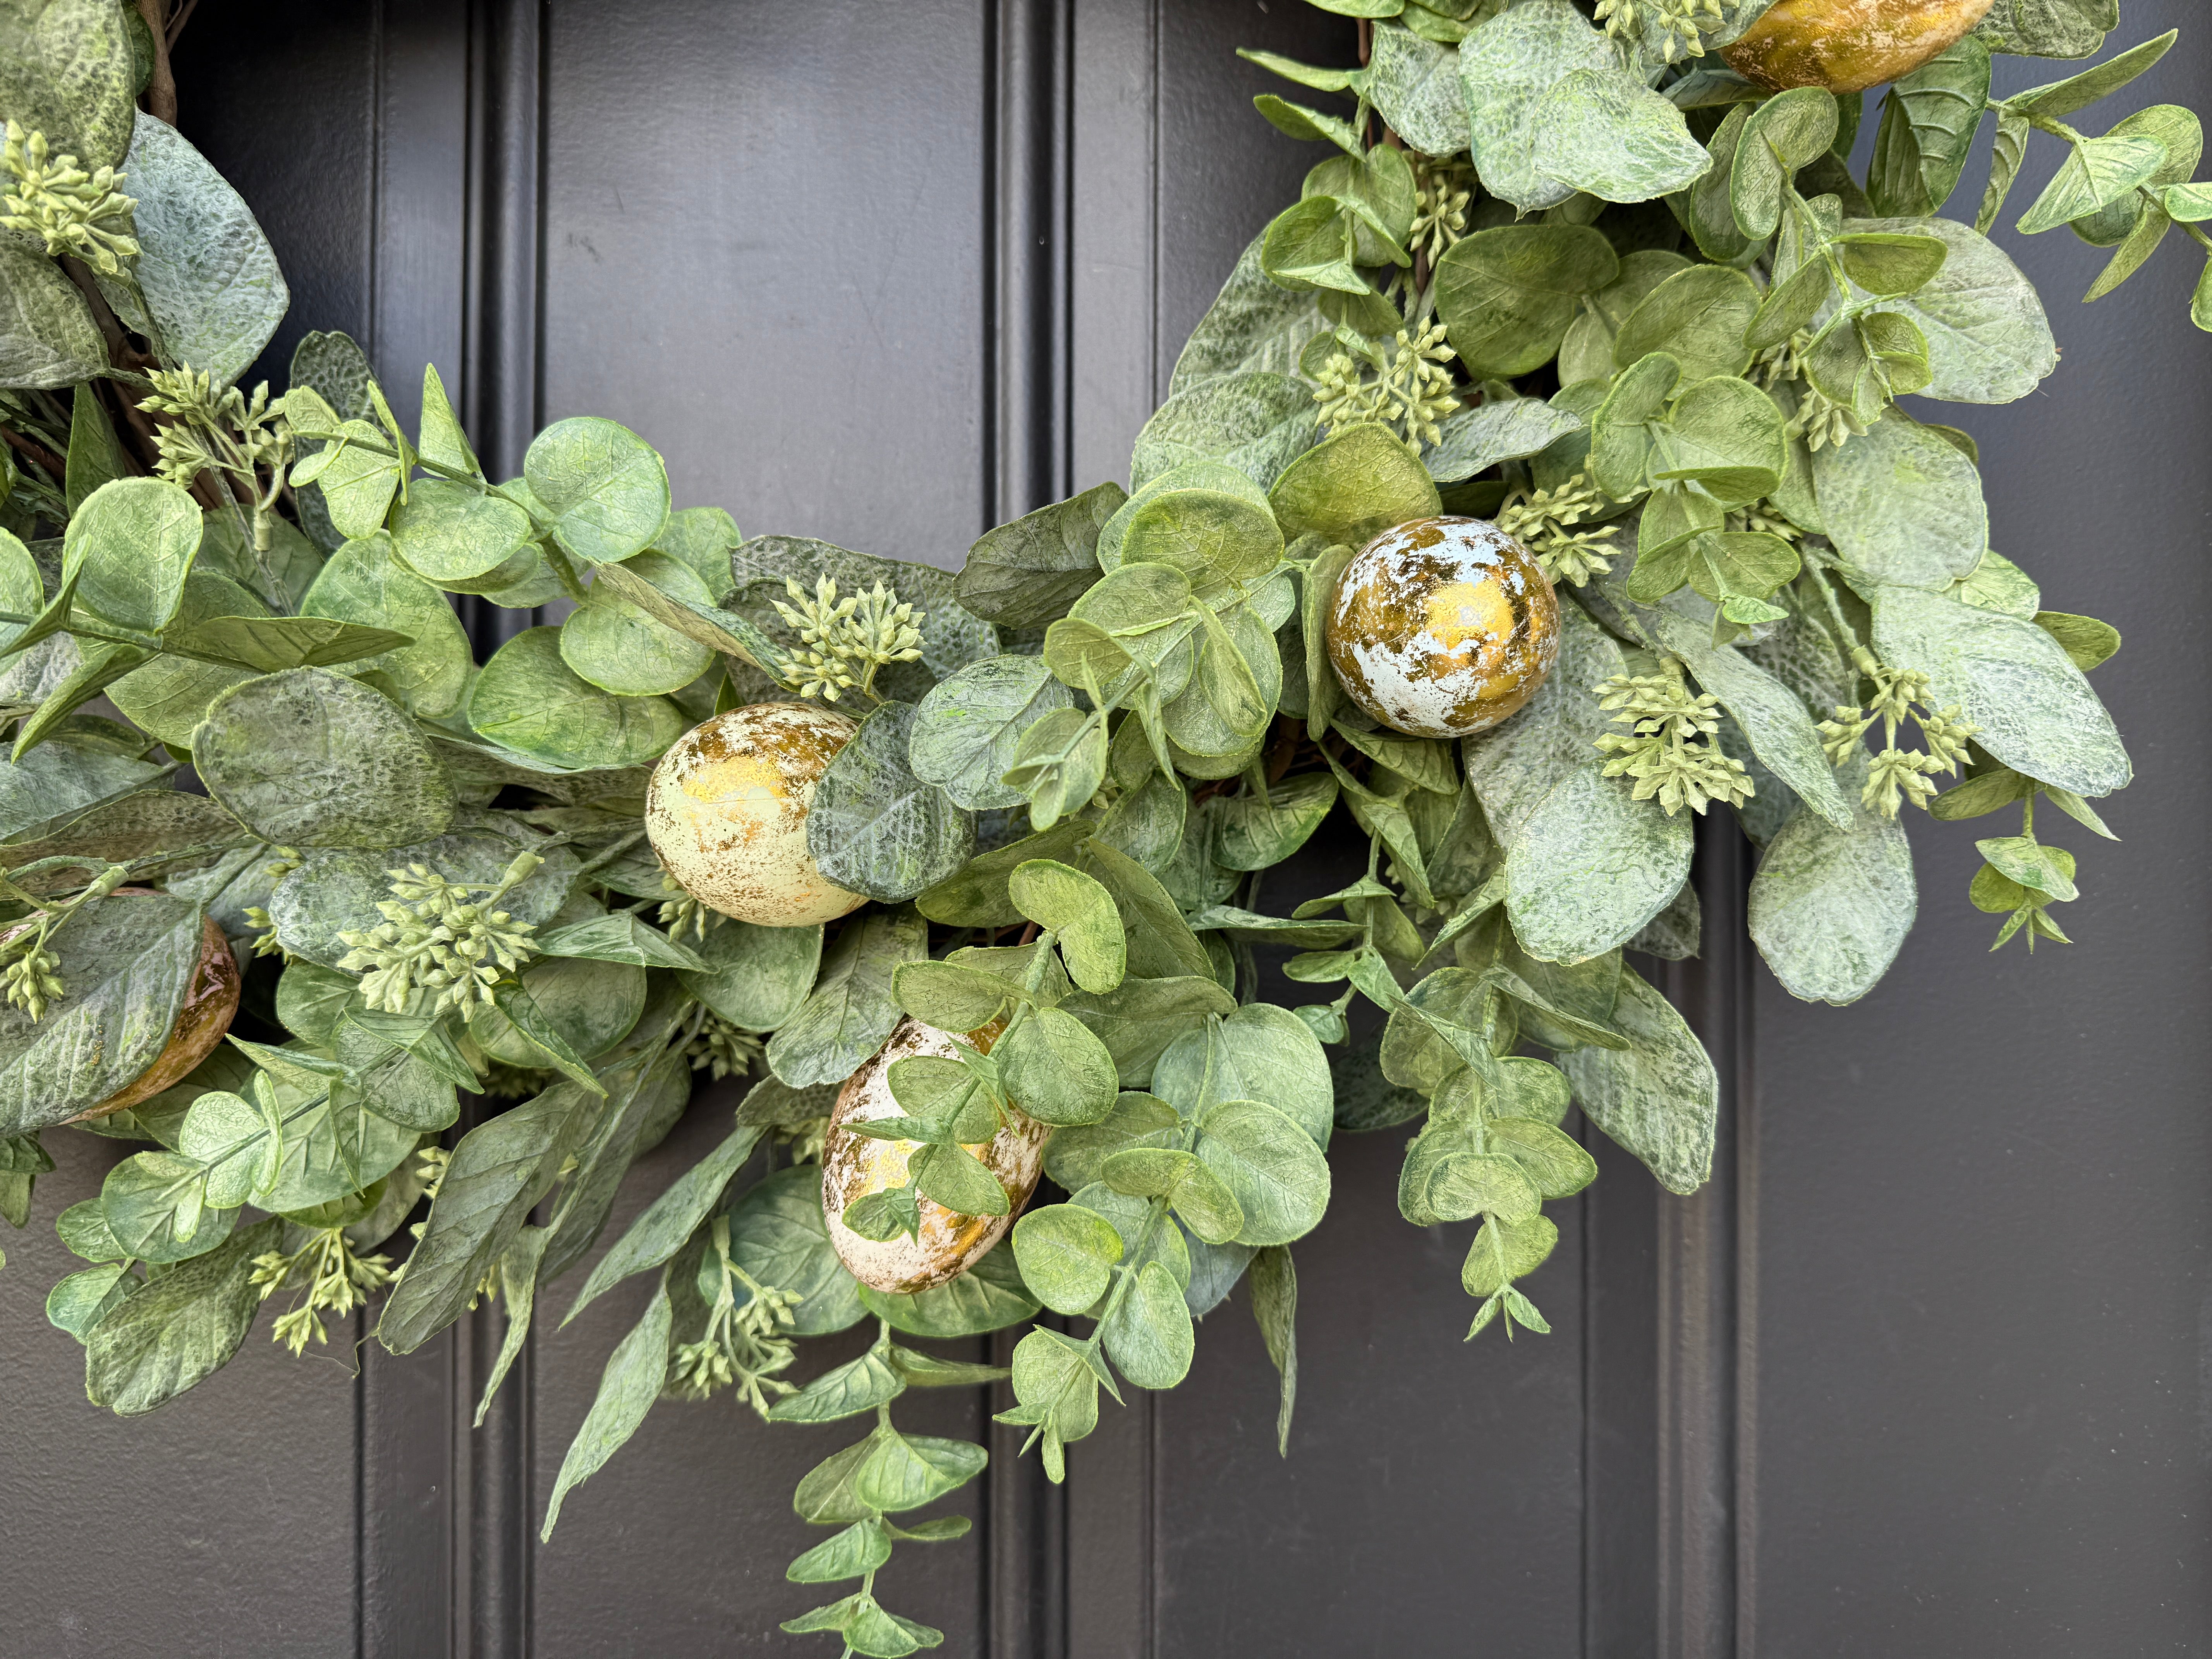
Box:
[2, 3, 2207, 1656]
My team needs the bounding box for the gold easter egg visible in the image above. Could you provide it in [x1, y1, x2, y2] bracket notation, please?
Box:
[1325, 516, 1559, 740]
[821, 1016, 1049, 1295]
[644, 702, 868, 928]
[1723, 0, 1996, 96]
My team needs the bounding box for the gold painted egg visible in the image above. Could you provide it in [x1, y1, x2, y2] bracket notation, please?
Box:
[1325, 515, 1559, 740]
[644, 702, 867, 928]
[72, 910, 240, 1121]
[1723, 0, 1995, 95]
[821, 1016, 1050, 1295]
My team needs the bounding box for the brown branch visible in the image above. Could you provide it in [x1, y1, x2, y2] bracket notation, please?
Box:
[136, 0, 178, 125]
[164, 0, 199, 49]
[0, 426, 67, 483]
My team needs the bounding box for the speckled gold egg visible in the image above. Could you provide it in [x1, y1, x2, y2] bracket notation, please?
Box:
[1723, 0, 1994, 95]
[1325, 516, 1559, 740]
[821, 1017, 1050, 1295]
[644, 702, 867, 927]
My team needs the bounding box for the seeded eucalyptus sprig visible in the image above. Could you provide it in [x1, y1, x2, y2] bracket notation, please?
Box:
[1594, 658, 1754, 816]
[336, 853, 545, 1015]
[0, 120, 139, 275]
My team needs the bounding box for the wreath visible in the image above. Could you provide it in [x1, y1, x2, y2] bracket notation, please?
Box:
[0, 0, 2183, 1649]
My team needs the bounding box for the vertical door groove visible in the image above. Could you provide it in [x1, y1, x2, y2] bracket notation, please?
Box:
[1659, 817, 1752, 1659]
[988, 6, 1075, 1656]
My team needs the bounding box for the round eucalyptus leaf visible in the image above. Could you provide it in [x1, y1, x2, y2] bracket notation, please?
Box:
[109, 568, 266, 745]
[676, 919, 824, 1032]
[385, 478, 536, 584]
[725, 1164, 868, 1336]
[652, 505, 742, 594]
[467, 954, 646, 1067]
[0, 0, 137, 168]
[467, 626, 685, 769]
[858, 1236, 1040, 1338]
[559, 552, 716, 696]
[522, 416, 670, 566]
[909, 654, 1074, 811]
[119, 116, 289, 390]
[1194, 1098, 1331, 1247]
[194, 667, 455, 848]
[807, 700, 975, 903]
[1118, 489, 1283, 601]
[1266, 422, 1439, 546]
[299, 533, 473, 718]
[64, 476, 203, 633]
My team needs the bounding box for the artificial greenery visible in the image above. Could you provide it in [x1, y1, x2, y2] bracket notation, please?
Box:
[0, 0, 2179, 1649]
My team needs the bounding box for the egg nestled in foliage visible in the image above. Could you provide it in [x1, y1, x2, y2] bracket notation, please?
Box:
[1723, 0, 1996, 95]
[821, 1017, 1050, 1295]
[645, 702, 867, 927]
[1325, 515, 1559, 741]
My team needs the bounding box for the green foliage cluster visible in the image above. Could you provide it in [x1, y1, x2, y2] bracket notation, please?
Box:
[0, 0, 2184, 1647]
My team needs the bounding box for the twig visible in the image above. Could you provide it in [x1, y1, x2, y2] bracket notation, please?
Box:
[135, 0, 178, 125]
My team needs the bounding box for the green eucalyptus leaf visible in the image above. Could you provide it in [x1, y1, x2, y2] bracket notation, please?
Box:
[1366, 21, 1468, 154]
[1457, 0, 1614, 211]
[1532, 64, 1711, 205]
[1814, 410, 1986, 587]
[192, 666, 455, 848]
[117, 115, 287, 387]
[1423, 398, 1587, 485]
[1748, 760, 1917, 1006]
[379, 1082, 594, 1353]
[386, 479, 536, 585]
[1856, 216, 2056, 404]
[0, 0, 136, 167]
[468, 626, 684, 769]
[1130, 371, 1316, 494]
[84, 1216, 281, 1415]
[911, 655, 1075, 812]
[1435, 224, 1620, 380]
[766, 906, 928, 1087]
[1870, 584, 2128, 798]
[1103, 1257, 1196, 1390]
[64, 476, 202, 634]
[1868, 39, 1992, 217]
[1559, 964, 1715, 1195]
[1462, 599, 1693, 963]
[0, 890, 212, 1133]
[997, 1006, 1120, 1127]
[1731, 88, 1839, 240]
[539, 1274, 673, 1540]
[676, 917, 822, 1030]
[560, 552, 716, 697]
[860, 1237, 1040, 1338]
[1011, 1201, 1125, 1317]
[808, 701, 973, 903]
[1615, 266, 1759, 382]
[1169, 232, 1329, 396]
[956, 483, 1124, 629]
[1195, 1098, 1329, 1248]
[522, 416, 670, 565]
[1267, 422, 1441, 546]
[561, 1120, 765, 1327]
[0, 241, 103, 388]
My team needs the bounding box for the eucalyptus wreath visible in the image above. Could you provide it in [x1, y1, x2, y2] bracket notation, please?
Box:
[0, 0, 2184, 1650]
